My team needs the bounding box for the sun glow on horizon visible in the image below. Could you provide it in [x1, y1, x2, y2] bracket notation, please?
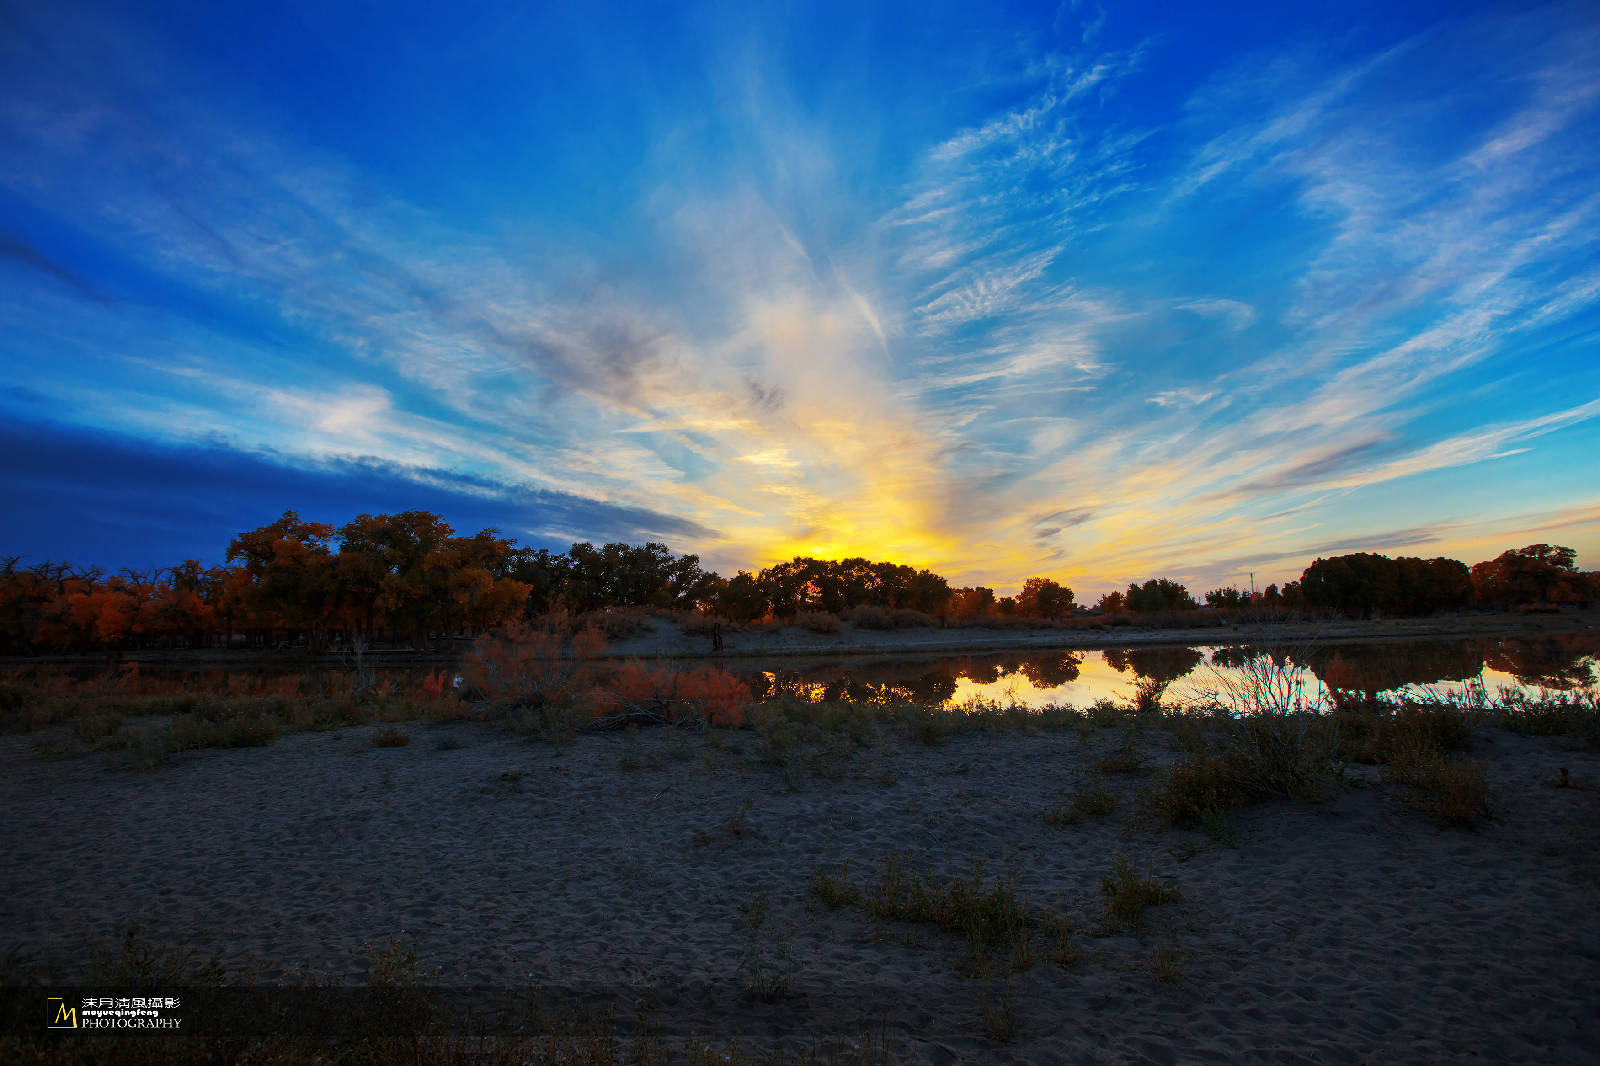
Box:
[1, 1, 1597, 579]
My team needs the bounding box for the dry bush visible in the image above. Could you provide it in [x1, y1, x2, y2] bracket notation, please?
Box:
[1094, 738, 1146, 775]
[857, 854, 1040, 971]
[460, 614, 605, 716]
[1186, 643, 1342, 803]
[372, 727, 411, 748]
[590, 661, 751, 727]
[843, 605, 938, 630]
[676, 611, 722, 637]
[575, 607, 654, 639]
[1132, 677, 1169, 713]
[1147, 755, 1256, 828]
[1101, 854, 1179, 929]
[1496, 687, 1600, 743]
[1339, 701, 1474, 766]
[845, 605, 894, 630]
[793, 610, 842, 634]
[1388, 754, 1489, 828]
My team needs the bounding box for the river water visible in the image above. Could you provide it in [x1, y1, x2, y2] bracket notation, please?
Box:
[736, 633, 1600, 710]
[56, 632, 1599, 711]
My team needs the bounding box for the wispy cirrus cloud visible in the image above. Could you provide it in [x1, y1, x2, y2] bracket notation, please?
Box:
[1, 1, 1596, 591]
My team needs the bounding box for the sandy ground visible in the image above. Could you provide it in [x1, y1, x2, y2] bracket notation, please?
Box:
[4, 712, 1600, 1064]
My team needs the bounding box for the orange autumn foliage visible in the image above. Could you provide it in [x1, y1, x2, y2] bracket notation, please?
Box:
[591, 660, 750, 727]
[460, 613, 606, 708]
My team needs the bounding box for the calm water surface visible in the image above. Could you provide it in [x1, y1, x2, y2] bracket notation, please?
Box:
[739, 634, 1600, 710]
[94, 633, 1600, 710]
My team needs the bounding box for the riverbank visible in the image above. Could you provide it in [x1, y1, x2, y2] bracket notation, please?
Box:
[3, 703, 1597, 1064]
[4, 607, 1596, 671]
[608, 607, 1600, 661]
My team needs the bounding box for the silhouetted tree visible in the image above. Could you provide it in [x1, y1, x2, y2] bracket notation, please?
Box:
[1124, 579, 1197, 612]
[1017, 576, 1074, 618]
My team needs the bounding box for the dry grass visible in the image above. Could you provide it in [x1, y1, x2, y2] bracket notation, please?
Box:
[1145, 754, 1255, 828]
[372, 726, 411, 748]
[818, 854, 1050, 977]
[1101, 853, 1179, 930]
[1092, 737, 1147, 775]
[793, 611, 843, 634]
[1045, 784, 1118, 826]
[1387, 753, 1490, 829]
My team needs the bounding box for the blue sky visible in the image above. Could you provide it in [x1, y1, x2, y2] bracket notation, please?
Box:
[2, 0, 1597, 595]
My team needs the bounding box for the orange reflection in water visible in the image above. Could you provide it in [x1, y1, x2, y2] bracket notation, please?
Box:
[947, 652, 1138, 708]
[745, 636, 1600, 710]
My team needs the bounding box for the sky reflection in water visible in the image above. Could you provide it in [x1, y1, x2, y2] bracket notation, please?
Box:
[747, 636, 1600, 710]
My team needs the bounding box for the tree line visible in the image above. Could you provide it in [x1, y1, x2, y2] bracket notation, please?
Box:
[1, 507, 1594, 654]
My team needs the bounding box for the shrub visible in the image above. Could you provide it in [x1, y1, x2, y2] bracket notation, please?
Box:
[1131, 677, 1168, 713]
[1341, 701, 1474, 766]
[416, 670, 454, 701]
[1046, 785, 1118, 826]
[590, 661, 751, 727]
[1094, 738, 1146, 775]
[793, 610, 842, 634]
[460, 613, 606, 716]
[1101, 854, 1179, 929]
[1187, 645, 1343, 802]
[1388, 754, 1489, 829]
[576, 607, 655, 639]
[853, 854, 1040, 971]
[1221, 711, 1342, 802]
[676, 612, 724, 637]
[164, 713, 279, 752]
[1147, 755, 1255, 828]
[372, 727, 411, 747]
[846, 605, 894, 630]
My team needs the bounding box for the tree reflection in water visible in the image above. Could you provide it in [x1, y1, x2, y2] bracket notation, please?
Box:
[1483, 636, 1598, 690]
[736, 635, 1599, 710]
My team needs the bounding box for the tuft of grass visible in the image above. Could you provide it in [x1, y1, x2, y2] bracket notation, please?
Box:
[1197, 807, 1239, 847]
[1045, 784, 1119, 826]
[619, 727, 642, 771]
[372, 726, 411, 748]
[1145, 754, 1254, 829]
[837, 854, 1044, 975]
[1094, 737, 1146, 775]
[1149, 938, 1187, 983]
[90, 921, 228, 986]
[166, 712, 280, 753]
[1087, 699, 1127, 727]
[1340, 701, 1473, 766]
[810, 862, 863, 909]
[1388, 754, 1490, 829]
[721, 798, 754, 838]
[1101, 853, 1179, 929]
[736, 891, 794, 1002]
[979, 980, 1018, 1043]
